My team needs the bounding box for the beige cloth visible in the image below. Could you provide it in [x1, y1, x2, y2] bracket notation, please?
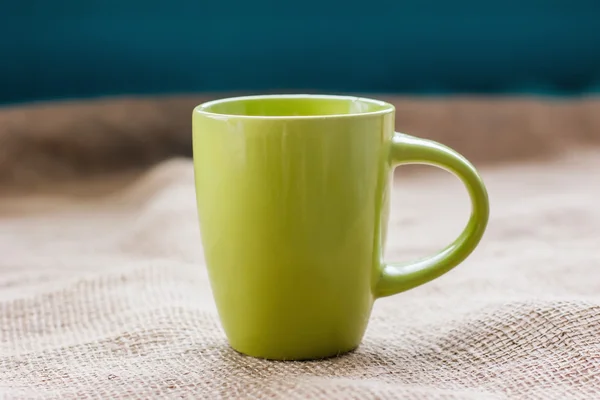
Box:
[1, 149, 599, 399]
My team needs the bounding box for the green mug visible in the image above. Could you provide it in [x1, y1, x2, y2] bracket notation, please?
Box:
[192, 94, 489, 360]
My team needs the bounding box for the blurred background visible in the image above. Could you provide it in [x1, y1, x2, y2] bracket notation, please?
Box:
[2, 1, 600, 104]
[1, 1, 599, 188]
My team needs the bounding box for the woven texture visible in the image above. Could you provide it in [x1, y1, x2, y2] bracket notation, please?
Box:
[1, 147, 600, 399]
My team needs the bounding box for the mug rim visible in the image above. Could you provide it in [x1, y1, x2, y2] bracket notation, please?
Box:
[194, 94, 395, 120]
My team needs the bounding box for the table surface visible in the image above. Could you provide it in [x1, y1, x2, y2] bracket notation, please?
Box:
[1, 149, 598, 399]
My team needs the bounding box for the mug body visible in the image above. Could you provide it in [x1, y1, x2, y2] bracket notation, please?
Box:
[193, 95, 395, 360]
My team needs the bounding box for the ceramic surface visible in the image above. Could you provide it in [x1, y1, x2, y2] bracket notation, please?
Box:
[193, 94, 489, 360]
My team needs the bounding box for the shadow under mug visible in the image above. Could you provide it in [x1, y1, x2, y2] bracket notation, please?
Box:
[193, 94, 489, 360]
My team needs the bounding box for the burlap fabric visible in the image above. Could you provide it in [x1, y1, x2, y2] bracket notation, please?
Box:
[1, 97, 599, 399]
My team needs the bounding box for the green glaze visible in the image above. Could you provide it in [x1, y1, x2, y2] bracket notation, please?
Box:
[192, 95, 489, 360]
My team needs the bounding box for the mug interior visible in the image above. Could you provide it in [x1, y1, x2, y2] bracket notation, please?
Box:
[196, 95, 393, 118]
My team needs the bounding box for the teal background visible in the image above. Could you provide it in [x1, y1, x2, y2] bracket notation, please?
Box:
[2, 1, 600, 104]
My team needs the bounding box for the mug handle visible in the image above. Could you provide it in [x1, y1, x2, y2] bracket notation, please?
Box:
[375, 132, 490, 298]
